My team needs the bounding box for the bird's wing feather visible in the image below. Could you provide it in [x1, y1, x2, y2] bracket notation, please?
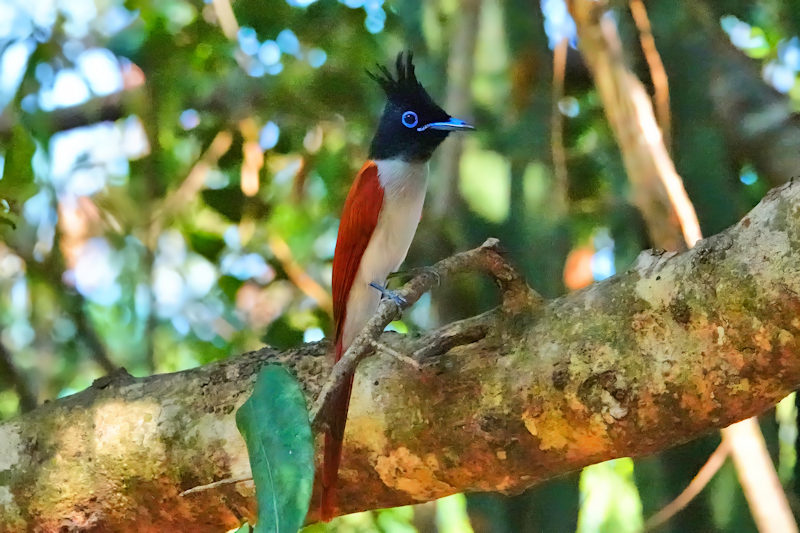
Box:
[331, 160, 384, 359]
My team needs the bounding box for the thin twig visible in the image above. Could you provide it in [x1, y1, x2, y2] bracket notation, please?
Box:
[149, 130, 233, 239]
[723, 419, 798, 533]
[211, 0, 239, 40]
[645, 441, 729, 530]
[239, 118, 262, 198]
[369, 339, 421, 371]
[629, 0, 671, 154]
[431, 0, 481, 219]
[20, 254, 117, 374]
[75, 310, 117, 374]
[551, 37, 570, 212]
[310, 238, 538, 430]
[268, 235, 333, 317]
[180, 475, 253, 496]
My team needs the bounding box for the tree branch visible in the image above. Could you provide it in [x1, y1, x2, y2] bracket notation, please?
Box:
[1, 181, 800, 531]
[311, 238, 539, 431]
[567, 0, 701, 250]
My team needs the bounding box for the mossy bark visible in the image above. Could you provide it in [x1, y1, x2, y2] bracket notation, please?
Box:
[1, 181, 799, 532]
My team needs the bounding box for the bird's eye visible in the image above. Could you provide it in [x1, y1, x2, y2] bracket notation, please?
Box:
[401, 111, 418, 129]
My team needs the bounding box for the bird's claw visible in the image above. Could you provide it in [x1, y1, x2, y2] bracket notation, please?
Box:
[369, 282, 407, 307]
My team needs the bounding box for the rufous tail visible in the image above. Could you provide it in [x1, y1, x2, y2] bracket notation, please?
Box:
[320, 338, 354, 521]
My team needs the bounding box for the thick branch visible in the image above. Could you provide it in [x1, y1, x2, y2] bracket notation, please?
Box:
[1, 181, 800, 531]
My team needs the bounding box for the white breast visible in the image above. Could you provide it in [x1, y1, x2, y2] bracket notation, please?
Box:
[340, 159, 428, 350]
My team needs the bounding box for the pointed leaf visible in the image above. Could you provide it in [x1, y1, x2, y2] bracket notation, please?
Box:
[236, 365, 314, 533]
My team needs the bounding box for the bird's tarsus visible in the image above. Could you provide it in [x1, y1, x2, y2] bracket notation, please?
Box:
[369, 281, 407, 307]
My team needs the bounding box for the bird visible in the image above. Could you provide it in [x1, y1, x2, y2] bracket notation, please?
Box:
[320, 51, 474, 521]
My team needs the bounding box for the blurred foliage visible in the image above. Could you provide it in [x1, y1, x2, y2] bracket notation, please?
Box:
[577, 459, 642, 533]
[1, 0, 800, 531]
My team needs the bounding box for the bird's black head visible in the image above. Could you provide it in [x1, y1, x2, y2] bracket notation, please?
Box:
[367, 52, 473, 162]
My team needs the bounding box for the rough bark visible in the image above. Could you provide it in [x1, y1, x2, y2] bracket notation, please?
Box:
[2, 180, 800, 532]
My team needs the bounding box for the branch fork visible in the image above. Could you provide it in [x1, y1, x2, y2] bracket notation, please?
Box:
[309, 237, 537, 431]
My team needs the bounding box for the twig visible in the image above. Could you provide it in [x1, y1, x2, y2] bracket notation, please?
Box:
[629, 0, 671, 154]
[211, 0, 239, 40]
[20, 254, 117, 374]
[551, 37, 570, 212]
[723, 419, 798, 533]
[431, 0, 481, 219]
[568, 0, 701, 250]
[75, 310, 117, 375]
[645, 441, 729, 530]
[268, 235, 333, 317]
[149, 130, 233, 238]
[411, 310, 494, 360]
[239, 118, 262, 198]
[180, 475, 253, 496]
[369, 339, 421, 371]
[310, 238, 538, 430]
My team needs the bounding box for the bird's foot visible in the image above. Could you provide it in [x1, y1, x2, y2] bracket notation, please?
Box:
[369, 282, 407, 307]
[369, 339, 421, 370]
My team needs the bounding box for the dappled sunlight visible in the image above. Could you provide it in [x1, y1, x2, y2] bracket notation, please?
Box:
[1, 0, 800, 530]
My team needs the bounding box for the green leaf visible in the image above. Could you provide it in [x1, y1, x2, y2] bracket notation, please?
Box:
[262, 315, 305, 351]
[0, 124, 36, 234]
[189, 230, 226, 261]
[0, 124, 35, 195]
[218, 274, 244, 301]
[236, 365, 314, 533]
[202, 186, 247, 222]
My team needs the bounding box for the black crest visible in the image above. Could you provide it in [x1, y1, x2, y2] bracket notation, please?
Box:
[366, 51, 441, 111]
[367, 51, 420, 97]
[366, 51, 454, 161]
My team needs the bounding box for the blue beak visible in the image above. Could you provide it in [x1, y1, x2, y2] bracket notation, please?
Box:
[416, 117, 475, 132]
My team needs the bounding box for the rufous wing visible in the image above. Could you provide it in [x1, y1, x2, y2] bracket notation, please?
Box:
[331, 160, 384, 360]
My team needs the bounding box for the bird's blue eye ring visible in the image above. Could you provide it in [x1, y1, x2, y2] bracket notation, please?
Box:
[401, 111, 418, 128]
